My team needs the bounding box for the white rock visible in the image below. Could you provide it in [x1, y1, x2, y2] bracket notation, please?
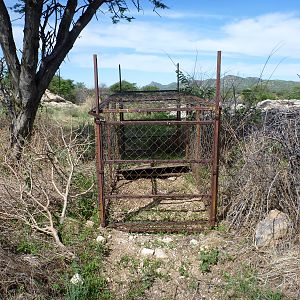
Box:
[162, 237, 173, 244]
[189, 239, 199, 246]
[85, 220, 94, 228]
[42, 89, 66, 103]
[257, 99, 300, 111]
[255, 209, 291, 248]
[154, 248, 168, 259]
[96, 235, 106, 244]
[70, 273, 83, 285]
[140, 248, 155, 257]
[128, 235, 135, 241]
[199, 245, 209, 251]
[167, 177, 177, 181]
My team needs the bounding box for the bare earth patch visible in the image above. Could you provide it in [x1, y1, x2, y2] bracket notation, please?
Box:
[97, 226, 299, 300]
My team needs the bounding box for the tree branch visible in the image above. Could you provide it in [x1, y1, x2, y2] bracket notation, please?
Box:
[19, 1, 43, 107]
[0, 0, 21, 91]
[36, 0, 107, 96]
[56, 0, 78, 45]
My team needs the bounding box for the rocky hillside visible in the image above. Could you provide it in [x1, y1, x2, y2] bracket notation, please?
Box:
[146, 75, 300, 96]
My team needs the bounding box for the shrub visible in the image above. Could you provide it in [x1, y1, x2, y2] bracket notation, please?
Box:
[199, 249, 219, 273]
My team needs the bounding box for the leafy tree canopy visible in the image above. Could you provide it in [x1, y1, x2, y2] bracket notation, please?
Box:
[109, 80, 138, 92]
[48, 75, 75, 101]
[142, 85, 159, 91]
[0, 0, 167, 157]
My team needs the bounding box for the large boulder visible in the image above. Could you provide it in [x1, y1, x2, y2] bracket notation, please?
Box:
[41, 89, 77, 108]
[254, 209, 292, 248]
[42, 89, 66, 103]
[256, 99, 300, 112]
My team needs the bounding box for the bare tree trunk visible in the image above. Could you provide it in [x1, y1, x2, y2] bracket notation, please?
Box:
[10, 94, 41, 159]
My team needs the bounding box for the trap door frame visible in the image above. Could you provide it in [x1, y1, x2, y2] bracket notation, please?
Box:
[91, 51, 222, 232]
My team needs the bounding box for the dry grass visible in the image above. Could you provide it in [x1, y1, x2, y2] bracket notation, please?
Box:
[221, 111, 300, 231]
[0, 105, 299, 299]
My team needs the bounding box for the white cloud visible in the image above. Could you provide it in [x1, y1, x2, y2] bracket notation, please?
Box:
[198, 13, 300, 58]
[5, 10, 300, 84]
[71, 52, 209, 73]
[74, 21, 199, 55]
[74, 12, 300, 60]
[158, 11, 227, 20]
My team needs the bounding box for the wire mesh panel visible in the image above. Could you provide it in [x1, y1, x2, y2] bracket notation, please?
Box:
[90, 90, 220, 232]
[91, 50, 221, 232]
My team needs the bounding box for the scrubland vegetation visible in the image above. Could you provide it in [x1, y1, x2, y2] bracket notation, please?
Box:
[0, 78, 299, 300]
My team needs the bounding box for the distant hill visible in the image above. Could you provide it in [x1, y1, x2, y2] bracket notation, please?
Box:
[145, 76, 300, 95]
[146, 81, 177, 90]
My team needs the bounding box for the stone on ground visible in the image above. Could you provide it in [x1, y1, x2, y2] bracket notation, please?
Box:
[140, 248, 155, 257]
[154, 248, 168, 259]
[70, 273, 83, 285]
[96, 235, 106, 244]
[255, 209, 291, 247]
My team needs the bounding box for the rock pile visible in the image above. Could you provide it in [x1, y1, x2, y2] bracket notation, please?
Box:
[41, 89, 76, 108]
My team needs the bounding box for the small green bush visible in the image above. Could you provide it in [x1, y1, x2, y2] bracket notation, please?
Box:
[178, 261, 190, 278]
[16, 240, 39, 255]
[71, 172, 97, 220]
[126, 258, 163, 300]
[67, 276, 111, 300]
[223, 267, 284, 300]
[199, 249, 219, 273]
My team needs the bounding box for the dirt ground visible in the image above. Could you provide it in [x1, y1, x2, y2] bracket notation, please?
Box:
[98, 225, 300, 300]
[109, 174, 210, 224]
[83, 172, 300, 300]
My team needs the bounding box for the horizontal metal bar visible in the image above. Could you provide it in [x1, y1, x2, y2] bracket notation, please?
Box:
[100, 106, 215, 114]
[104, 120, 214, 125]
[108, 220, 209, 233]
[112, 89, 180, 94]
[104, 159, 211, 164]
[106, 193, 211, 199]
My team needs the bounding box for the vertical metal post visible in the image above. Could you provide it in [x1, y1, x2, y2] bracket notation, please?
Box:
[210, 51, 221, 227]
[118, 64, 122, 92]
[118, 64, 125, 158]
[176, 63, 180, 92]
[93, 54, 106, 227]
[176, 63, 182, 150]
[176, 63, 181, 120]
[195, 109, 201, 188]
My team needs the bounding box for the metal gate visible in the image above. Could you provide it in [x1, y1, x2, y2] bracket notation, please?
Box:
[90, 51, 221, 232]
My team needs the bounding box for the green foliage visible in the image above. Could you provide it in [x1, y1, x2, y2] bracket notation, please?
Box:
[66, 276, 111, 300]
[119, 255, 139, 274]
[177, 70, 215, 98]
[16, 239, 39, 255]
[71, 172, 97, 221]
[48, 75, 76, 101]
[241, 85, 276, 107]
[223, 267, 284, 300]
[126, 258, 163, 300]
[64, 230, 111, 300]
[142, 85, 159, 91]
[109, 80, 138, 93]
[0, 69, 11, 89]
[199, 249, 219, 273]
[286, 85, 300, 99]
[178, 261, 191, 278]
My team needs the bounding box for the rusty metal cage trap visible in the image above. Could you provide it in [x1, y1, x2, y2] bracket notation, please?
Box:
[90, 52, 222, 232]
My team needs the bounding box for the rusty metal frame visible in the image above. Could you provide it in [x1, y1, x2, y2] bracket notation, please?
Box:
[91, 51, 222, 232]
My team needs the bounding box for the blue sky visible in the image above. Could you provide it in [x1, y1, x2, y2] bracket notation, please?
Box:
[5, 0, 300, 87]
